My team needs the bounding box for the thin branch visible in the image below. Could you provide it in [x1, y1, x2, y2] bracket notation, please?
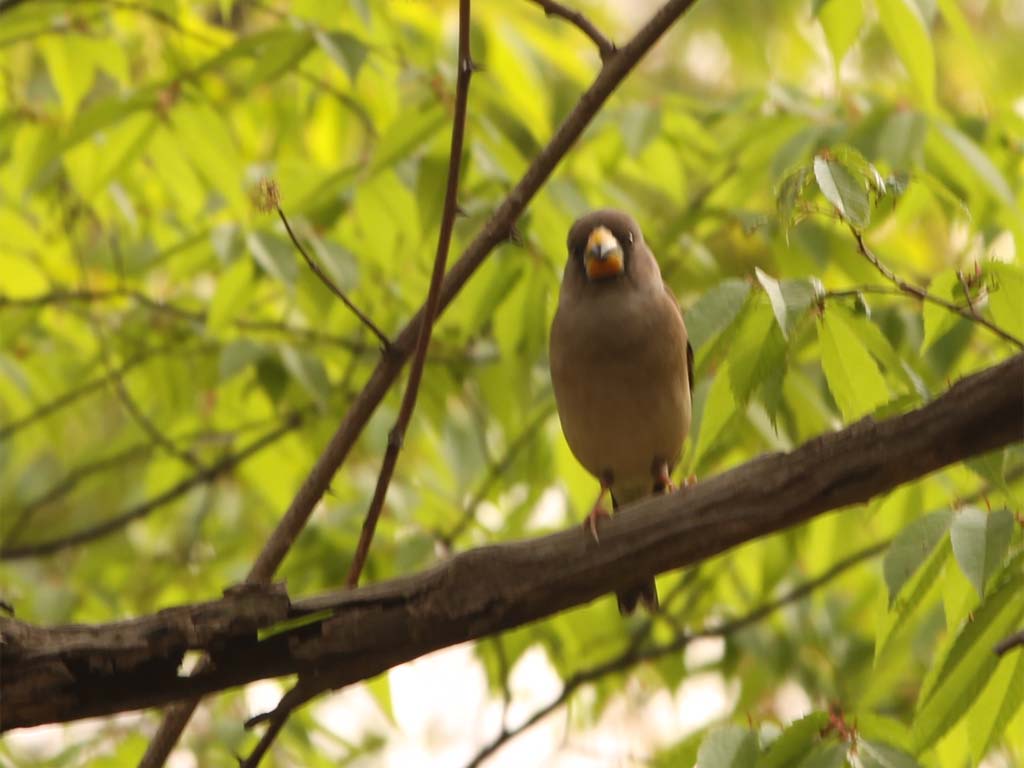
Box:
[463, 540, 887, 767]
[849, 226, 1024, 349]
[0, 410, 307, 559]
[994, 629, 1024, 656]
[266, 192, 391, 351]
[527, 0, 616, 61]
[140, 3, 716, 763]
[344, 0, 474, 590]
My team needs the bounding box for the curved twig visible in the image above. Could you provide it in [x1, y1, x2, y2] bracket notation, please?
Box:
[527, 0, 616, 60]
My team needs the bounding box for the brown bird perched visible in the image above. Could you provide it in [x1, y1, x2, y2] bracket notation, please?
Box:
[549, 209, 693, 615]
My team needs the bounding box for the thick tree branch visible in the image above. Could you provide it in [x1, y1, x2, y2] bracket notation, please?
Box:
[3, 353, 1020, 731]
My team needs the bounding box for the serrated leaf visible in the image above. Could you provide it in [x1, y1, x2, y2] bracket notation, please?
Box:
[817, 0, 865, 69]
[755, 268, 821, 339]
[883, 509, 953, 608]
[371, 104, 446, 173]
[727, 300, 788, 419]
[921, 270, 963, 351]
[686, 279, 751, 351]
[813, 154, 870, 227]
[859, 740, 921, 768]
[818, 309, 889, 419]
[912, 569, 1024, 752]
[966, 649, 1024, 763]
[246, 28, 314, 88]
[950, 506, 1014, 598]
[986, 262, 1024, 340]
[696, 725, 758, 768]
[876, 0, 936, 109]
[759, 712, 830, 768]
[207, 258, 253, 332]
[836, 307, 924, 398]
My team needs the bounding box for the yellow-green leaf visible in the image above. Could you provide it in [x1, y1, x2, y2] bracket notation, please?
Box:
[819, 309, 890, 420]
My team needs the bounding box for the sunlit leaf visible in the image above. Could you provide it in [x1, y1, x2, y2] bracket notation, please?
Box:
[696, 725, 757, 768]
[950, 506, 1013, 598]
[818, 308, 889, 420]
[883, 509, 952, 608]
[876, 0, 936, 109]
[685, 279, 750, 351]
[813, 154, 870, 228]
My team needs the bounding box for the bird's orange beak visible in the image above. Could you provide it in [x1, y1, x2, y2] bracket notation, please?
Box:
[584, 226, 624, 281]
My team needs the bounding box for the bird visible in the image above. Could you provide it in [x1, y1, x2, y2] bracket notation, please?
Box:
[549, 209, 693, 615]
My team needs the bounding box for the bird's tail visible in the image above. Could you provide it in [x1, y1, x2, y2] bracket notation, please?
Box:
[610, 488, 660, 616]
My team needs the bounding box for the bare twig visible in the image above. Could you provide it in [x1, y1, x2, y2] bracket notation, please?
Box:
[267, 191, 391, 351]
[0, 410, 307, 559]
[463, 541, 888, 767]
[995, 629, 1024, 656]
[143, 2, 707, 763]
[849, 226, 1024, 349]
[527, 0, 616, 60]
[344, 0, 474, 590]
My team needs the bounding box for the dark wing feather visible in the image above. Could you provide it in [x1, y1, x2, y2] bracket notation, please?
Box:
[686, 340, 694, 407]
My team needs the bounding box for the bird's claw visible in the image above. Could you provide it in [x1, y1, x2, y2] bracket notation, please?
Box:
[584, 507, 611, 542]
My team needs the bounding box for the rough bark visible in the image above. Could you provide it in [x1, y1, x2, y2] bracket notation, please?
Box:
[3, 353, 1021, 732]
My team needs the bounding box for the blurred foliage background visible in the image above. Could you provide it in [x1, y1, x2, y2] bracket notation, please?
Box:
[1, 0, 1022, 765]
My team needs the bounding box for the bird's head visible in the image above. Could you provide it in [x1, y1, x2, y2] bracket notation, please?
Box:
[567, 210, 643, 283]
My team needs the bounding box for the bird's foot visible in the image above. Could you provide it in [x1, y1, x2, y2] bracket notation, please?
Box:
[683, 473, 697, 488]
[583, 506, 611, 542]
[652, 460, 676, 494]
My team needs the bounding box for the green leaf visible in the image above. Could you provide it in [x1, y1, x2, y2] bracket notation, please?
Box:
[813, 154, 870, 228]
[776, 165, 813, 237]
[279, 345, 330, 409]
[818, 309, 890, 420]
[758, 712, 830, 768]
[950, 506, 1014, 598]
[794, 742, 850, 768]
[921, 270, 963, 351]
[876, 537, 951, 661]
[932, 123, 1014, 207]
[883, 509, 953, 608]
[371, 104, 447, 173]
[912, 567, 1024, 752]
[246, 29, 314, 88]
[366, 671, 395, 725]
[207, 258, 254, 333]
[966, 649, 1024, 763]
[754, 268, 822, 339]
[727, 299, 788, 419]
[247, 230, 299, 287]
[685, 278, 751, 351]
[859, 740, 922, 768]
[876, 0, 936, 109]
[816, 0, 865, 69]
[314, 30, 369, 82]
[697, 725, 758, 768]
[986, 262, 1024, 340]
[694, 362, 739, 471]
